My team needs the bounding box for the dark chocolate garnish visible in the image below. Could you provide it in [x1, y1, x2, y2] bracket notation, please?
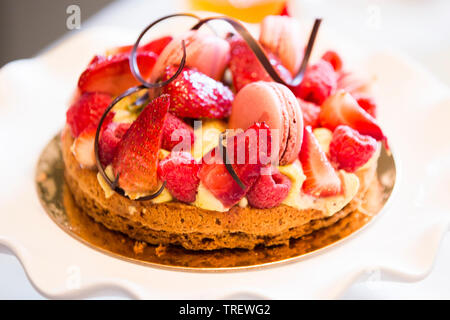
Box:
[129, 13, 200, 88]
[218, 132, 246, 191]
[94, 85, 166, 201]
[191, 16, 322, 87]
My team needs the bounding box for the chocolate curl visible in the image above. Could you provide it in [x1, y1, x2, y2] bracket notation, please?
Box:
[94, 85, 166, 201]
[191, 16, 322, 87]
[218, 132, 246, 191]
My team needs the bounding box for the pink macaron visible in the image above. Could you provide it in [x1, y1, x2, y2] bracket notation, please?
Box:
[229, 81, 303, 166]
[150, 30, 230, 82]
[259, 15, 303, 75]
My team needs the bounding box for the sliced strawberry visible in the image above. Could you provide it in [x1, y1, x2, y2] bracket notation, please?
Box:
[279, 3, 290, 16]
[112, 95, 170, 193]
[321, 50, 343, 72]
[162, 66, 233, 119]
[353, 93, 377, 118]
[247, 166, 291, 209]
[198, 122, 272, 208]
[107, 36, 173, 56]
[330, 125, 377, 172]
[297, 98, 321, 129]
[161, 113, 194, 151]
[299, 126, 341, 197]
[228, 35, 292, 92]
[157, 151, 201, 203]
[319, 90, 384, 141]
[66, 92, 112, 138]
[78, 51, 157, 96]
[99, 121, 131, 166]
[72, 126, 97, 169]
[290, 60, 337, 105]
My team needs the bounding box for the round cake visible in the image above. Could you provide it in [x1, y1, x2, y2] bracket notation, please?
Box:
[62, 14, 386, 251]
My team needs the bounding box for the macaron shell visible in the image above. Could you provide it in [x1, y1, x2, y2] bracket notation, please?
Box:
[150, 30, 230, 82]
[229, 81, 291, 164]
[259, 15, 303, 75]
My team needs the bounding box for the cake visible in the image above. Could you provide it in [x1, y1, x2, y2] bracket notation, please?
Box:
[61, 13, 386, 251]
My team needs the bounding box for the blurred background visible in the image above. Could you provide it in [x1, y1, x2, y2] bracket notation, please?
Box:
[0, 0, 449, 299]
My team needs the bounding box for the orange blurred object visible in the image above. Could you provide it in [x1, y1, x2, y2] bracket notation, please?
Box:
[190, 0, 288, 23]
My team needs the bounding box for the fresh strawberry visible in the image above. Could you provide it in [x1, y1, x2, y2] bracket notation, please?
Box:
[279, 3, 290, 16]
[297, 98, 321, 129]
[198, 122, 272, 208]
[329, 125, 377, 172]
[290, 60, 337, 105]
[161, 113, 194, 151]
[66, 92, 112, 137]
[319, 90, 384, 141]
[162, 66, 233, 119]
[321, 51, 343, 72]
[299, 126, 341, 197]
[72, 126, 97, 169]
[157, 152, 200, 203]
[99, 121, 131, 166]
[106, 36, 173, 56]
[247, 166, 291, 209]
[353, 93, 377, 118]
[78, 51, 157, 96]
[228, 35, 292, 92]
[112, 95, 170, 193]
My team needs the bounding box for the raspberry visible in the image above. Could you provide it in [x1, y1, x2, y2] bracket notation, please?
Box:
[99, 121, 131, 166]
[291, 60, 337, 105]
[329, 125, 377, 172]
[297, 98, 320, 128]
[353, 94, 377, 118]
[247, 167, 291, 209]
[157, 152, 201, 203]
[321, 50, 343, 71]
[161, 113, 194, 151]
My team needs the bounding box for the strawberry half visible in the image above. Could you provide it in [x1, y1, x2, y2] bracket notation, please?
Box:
[99, 121, 131, 166]
[320, 90, 384, 141]
[66, 92, 112, 138]
[299, 126, 341, 197]
[112, 95, 170, 193]
[198, 122, 272, 208]
[162, 66, 233, 119]
[72, 126, 97, 169]
[228, 35, 292, 92]
[78, 51, 157, 96]
[157, 151, 201, 203]
[107, 36, 173, 56]
[161, 113, 194, 151]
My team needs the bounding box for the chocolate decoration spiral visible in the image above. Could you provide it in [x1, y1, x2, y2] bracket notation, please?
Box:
[218, 132, 246, 191]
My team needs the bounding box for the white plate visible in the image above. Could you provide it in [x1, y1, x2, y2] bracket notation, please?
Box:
[0, 19, 449, 299]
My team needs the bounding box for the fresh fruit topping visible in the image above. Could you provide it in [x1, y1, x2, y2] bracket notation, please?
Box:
[321, 50, 343, 72]
[259, 15, 302, 74]
[71, 126, 97, 169]
[299, 126, 341, 197]
[312, 128, 333, 154]
[157, 151, 201, 203]
[112, 95, 170, 193]
[319, 90, 384, 141]
[353, 93, 377, 118]
[106, 36, 173, 56]
[247, 166, 291, 209]
[98, 121, 131, 166]
[66, 92, 112, 138]
[198, 122, 272, 208]
[161, 113, 194, 151]
[290, 60, 337, 105]
[151, 31, 230, 82]
[279, 3, 290, 16]
[228, 35, 292, 92]
[297, 98, 321, 129]
[162, 66, 233, 119]
[337, 70, 370, 95]
[78, 51, 157, 96]
[330, 125, 377, 172]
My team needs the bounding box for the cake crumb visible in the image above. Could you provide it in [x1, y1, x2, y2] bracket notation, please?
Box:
[128, 206, 137, 215]
[155, 244, 167, 257]
[133, 241, 147, 255]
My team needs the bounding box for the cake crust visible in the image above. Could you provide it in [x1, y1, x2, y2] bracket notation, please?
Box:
[61, 126, 378, 250]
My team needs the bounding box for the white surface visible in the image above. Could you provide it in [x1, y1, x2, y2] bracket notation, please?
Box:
[1, 0, 450, 299]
